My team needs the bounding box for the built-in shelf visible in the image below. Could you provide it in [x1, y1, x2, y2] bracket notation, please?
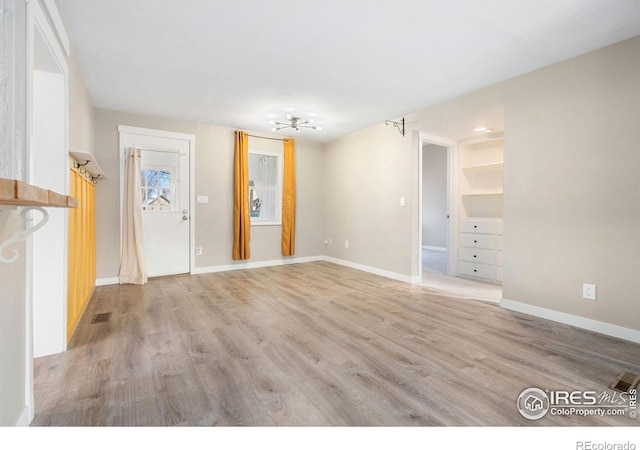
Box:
[0, 177, 77, 207]
[69, 150, 106, 181]
[461, 162, 504, 173]
[461, 192, 503, 198]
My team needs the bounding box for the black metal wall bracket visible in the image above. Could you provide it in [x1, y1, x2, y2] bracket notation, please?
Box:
[385, 117, 405, 136]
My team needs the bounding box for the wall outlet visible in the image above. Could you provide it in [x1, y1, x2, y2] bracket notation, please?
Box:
[583, 283, 596, 300]
[345, 240, 349, 249]
[196, 195, 209, 204]
[196, 246, 203, 256]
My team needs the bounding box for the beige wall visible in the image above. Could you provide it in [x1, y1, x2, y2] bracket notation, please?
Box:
[323, 122, 414, 276]
[68, 47, 95, 153]
[323, 36, 640, 334]
[94, 109, 325, 279]
[502, 36, 640, 331]
[422, 144, 448, 248]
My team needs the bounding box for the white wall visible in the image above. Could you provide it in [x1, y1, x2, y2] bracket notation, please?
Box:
[31, 70, 68, 357]
[422, 144, 448, 248]
[0, 0, 29, 426]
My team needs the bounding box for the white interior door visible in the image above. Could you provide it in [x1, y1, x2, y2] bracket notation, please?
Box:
[120, 127, 194, 277]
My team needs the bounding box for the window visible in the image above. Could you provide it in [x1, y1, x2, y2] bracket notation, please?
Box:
[248, 150, 283, 225]
[141, 166, 176, 211]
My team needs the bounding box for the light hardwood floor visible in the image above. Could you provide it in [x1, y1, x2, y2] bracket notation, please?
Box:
[32, 262, 640, 426]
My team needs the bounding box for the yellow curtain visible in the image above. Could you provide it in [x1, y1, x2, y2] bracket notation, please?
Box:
[282, 138, 296, 256]
[233, 130, 251, 260]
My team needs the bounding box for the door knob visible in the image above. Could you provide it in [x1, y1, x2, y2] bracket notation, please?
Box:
[183, 215, 189, 221]
[183, 210, 188, 214]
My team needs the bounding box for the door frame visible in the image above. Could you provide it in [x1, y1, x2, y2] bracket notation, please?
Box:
[417, 132, 457, 282]
[24, 0, 70, 422]
[118, 125, 196, 276]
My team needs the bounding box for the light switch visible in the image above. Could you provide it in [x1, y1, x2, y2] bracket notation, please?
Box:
[197, 195, 209, 204]
[400, 197, 406, 207]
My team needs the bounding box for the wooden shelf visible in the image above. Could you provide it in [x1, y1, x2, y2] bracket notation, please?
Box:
[0, 177, 77, 208]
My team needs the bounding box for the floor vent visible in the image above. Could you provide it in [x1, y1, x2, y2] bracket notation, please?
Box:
[609, 370, 640, 393]
[91, 312, 112, 324]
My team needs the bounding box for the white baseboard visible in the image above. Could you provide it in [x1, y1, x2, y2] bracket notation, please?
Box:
[14, 406, 30, 426]
[96, 277, 119, 287]
[191, 255, 323, 275]
[97, 256, 418, 287]
[322, 256, 414, 284]
[422, 245, 446, 252]
[501, 298, 640, 344]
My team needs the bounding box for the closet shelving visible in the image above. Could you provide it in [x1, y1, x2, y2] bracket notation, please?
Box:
[456, 136, 504, 284]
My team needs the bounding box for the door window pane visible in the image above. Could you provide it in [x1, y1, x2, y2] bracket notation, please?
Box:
[141, 166, 176, 211]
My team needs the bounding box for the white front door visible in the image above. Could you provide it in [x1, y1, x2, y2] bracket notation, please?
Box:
[119, 126, 194, 277]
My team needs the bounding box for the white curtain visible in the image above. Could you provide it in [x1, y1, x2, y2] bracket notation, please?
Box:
[118, 147, 147, 285]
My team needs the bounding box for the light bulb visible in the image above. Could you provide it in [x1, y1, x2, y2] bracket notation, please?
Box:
[315, 126, 322, 130]
[271, 127, 277, 132]
[286, 113, 292, 120]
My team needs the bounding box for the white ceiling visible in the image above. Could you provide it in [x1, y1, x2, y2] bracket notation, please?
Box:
[57, 0, 640, 142]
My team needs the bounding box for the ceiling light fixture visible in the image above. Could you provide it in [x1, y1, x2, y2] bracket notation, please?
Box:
[270, 114, 322, 133]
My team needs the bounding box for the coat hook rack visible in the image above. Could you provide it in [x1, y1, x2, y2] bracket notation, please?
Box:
[73, 160, 90, 169]
[385, 117, 405, 136]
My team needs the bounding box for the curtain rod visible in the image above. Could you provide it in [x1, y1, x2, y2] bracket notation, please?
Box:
[246, 134, 287, 141]
[131, 146, 186, 156]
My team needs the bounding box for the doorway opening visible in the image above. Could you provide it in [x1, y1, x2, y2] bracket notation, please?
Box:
[418, 134, 502, 303]
[421, 143, 449, 275]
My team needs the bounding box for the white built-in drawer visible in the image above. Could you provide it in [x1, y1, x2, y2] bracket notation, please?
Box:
[496, 250, 503, 266]
[496, 220, 503, 235]
[459, 261, 496, 280]
[459, 248, 496, 265]
[459, 234, 496, 249]
[496, 266, 503, 282]
[460, 220, 497, 234]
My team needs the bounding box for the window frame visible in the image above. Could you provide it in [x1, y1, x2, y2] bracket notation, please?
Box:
[248, 149, 283, 226]
[140, 164, 177, 212]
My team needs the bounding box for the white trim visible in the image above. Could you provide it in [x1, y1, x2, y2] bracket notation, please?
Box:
[423, 245, 446, 252]
[191, 256, 323, 275]
[248, 149, 284, 226]
[118, 125, 196, 278]
[40, 0, 70, 56]
[14, 406, 30, 427]
[501, 299, 640, 345]
[117, 125, 196, 142]
[322, 256, 414, 284]
[417, 132, 458, 283]
[96, 277, 120, 287]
